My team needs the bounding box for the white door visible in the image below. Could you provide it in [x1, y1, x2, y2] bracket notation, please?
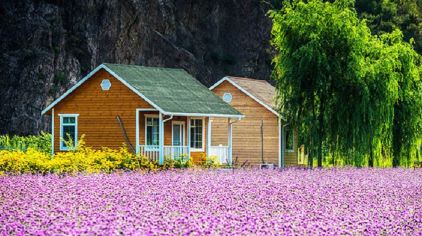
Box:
[172, 122, 185, 158]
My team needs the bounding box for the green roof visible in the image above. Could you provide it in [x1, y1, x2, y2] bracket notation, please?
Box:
[103, 63, 242, 116]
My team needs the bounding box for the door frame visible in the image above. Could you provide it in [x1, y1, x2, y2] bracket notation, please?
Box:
[171, 121, 185, 146]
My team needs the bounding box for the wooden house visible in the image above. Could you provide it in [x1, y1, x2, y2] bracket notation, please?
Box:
[209, 76, 304, 167]
[42, 64, 244, 164]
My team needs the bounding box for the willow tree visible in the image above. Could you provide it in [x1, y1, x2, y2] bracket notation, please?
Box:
[270, 0, 421, 167]
[387, 34, 422, 167]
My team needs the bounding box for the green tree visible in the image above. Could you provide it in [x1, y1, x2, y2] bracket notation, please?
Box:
[355, 0, 422, 54]
[270, 0, 422, 167]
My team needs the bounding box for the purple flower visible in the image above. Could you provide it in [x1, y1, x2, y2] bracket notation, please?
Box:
[0, 169, 421, 235]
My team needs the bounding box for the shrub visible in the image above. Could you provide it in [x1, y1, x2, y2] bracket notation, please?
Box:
[163, 154, 193, 169]
[0, 145, 160, 175]
[0, 132, 51, 153]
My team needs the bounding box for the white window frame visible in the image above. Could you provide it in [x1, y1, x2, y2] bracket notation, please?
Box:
[189, 117, 205, 152]
[172, 121, 185, 146]
[144, 114, 159, 150]
[59, 114, 79, 151]
[285, 125, 295, 152]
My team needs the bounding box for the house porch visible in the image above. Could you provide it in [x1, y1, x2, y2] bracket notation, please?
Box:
[135, 109, 235, 165]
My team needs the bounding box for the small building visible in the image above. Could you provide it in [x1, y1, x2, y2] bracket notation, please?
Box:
[209, 76, 304, 167]
[42, 64, 243, 164]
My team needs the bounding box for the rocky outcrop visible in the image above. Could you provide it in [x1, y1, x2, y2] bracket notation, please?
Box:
[0, 0, 273, 135]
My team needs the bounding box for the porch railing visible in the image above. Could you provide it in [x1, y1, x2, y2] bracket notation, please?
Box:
[209, 145, 229, 164]
[138, 145, 230, 164]
[138, 145, 189, 161]
[164, 146, 189, 159]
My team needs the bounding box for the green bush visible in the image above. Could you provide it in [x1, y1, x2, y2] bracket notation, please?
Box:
[0, 132, 51, 153]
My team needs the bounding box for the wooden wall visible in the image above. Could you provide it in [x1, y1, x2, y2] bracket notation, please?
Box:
[211, 80, 299, 166]
[52, 69, 152, 151]
[51, 70, 208, 162]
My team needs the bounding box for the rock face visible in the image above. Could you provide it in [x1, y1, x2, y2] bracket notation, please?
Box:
[0, 0, 273, 135]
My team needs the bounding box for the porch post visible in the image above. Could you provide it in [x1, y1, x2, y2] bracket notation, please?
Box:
[207, 117, 212, 156]
[281, 125, 286, 168]
[135, 109, 139, 154]
[159, 112, 164, 165]
[228, 118, 233, 165]
[187, 117, 191, 157]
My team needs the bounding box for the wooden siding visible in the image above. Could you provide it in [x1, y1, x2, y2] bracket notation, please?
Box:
[53, 69, 153, 151]
[211, 80, 299, 166]
[52, 70, 209, 162]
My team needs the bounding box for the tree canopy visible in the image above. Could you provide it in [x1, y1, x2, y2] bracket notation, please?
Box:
[270, 0, 421, 167]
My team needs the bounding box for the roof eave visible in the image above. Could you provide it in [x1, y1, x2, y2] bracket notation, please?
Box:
[41, 64, 167, 115]
[164, 112, 245, 119]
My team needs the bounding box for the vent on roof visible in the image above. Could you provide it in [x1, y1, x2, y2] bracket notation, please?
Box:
[223, 92, 232, 103]
[101, 79, 111, 91]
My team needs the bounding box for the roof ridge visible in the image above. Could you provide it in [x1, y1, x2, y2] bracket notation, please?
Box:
[102, 63, 186, 71]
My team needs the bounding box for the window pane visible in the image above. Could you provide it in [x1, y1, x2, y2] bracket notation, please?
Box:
[146, 117, 159, 146]
[63, 117, 75, 124]
[146, 126, 153, 145]
[190, 119, 202, 149]
[62, 125, 76, 148]
[152, 123, 159, 145]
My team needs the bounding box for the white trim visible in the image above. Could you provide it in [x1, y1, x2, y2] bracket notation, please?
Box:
[228, 118, 233, 165]
[187, 117, 191, 155]
[171, 121, 185, 146]
[136, 108, 157, 154]
[164, 112, 244, 119]
[278, 118, 281, 168]
[163, 115, 173, 123]
[136, 108, 157, 112]
[51, 108, 54, 155]
[158, 113, 164, 165]
[144, 114, 159, 147]
[189, 117, 205, 152]
[58, 114, 80, 117]
[209, 77, 280, 118]
[41, 64, 165, 115]
[59, 114, 79, 151]
[42, 66, 103, 115]
[207, 118, 212, 156]
[136, 109, 139, 154]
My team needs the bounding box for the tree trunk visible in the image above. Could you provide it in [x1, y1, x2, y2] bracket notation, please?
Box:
[317, 139, 323, 167]
[308, 147, 313, 169]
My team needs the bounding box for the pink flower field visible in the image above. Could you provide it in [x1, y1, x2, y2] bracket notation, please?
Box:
[1, 169, 421, 235]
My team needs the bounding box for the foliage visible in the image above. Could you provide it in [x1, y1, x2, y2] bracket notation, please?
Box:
[0, 134, 230, 174]
[163, 154, 194, 169]
[270, 0, 422, 167]
[195, 153, 225, 168]
[355, 0, 422, 54]
[0, 132, 51, 153]
[0, 146, 160, 175]
[0, 169, 421, 234]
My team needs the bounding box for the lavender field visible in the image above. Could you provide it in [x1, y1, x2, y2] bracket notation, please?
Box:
[1, 169, 421, 235]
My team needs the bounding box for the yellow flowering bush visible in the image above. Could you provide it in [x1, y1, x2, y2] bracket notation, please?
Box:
[0, 146, 160, 175]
